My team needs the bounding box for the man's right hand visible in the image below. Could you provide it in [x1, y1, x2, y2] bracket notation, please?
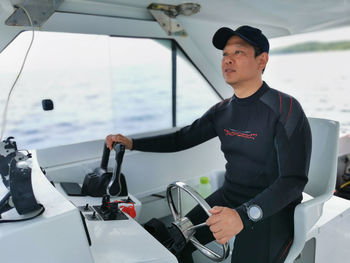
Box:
[106, 134, 133, 150]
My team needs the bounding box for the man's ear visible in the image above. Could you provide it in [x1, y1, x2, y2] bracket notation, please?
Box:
[257, 52, 269, 71]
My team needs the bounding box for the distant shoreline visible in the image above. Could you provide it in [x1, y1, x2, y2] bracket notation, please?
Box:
[270, 41, 350, 54]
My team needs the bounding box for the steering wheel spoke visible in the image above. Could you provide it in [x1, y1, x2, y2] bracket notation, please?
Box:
[168, 188, 180, 221]
[177, 187, 182, 218]
[186, 222, 207, 232]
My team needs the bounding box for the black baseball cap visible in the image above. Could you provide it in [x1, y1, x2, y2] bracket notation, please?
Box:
[212, 25, 269, 53]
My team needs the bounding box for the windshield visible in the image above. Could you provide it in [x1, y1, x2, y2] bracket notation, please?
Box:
[0, 31, 220, 150]
[1, 27, 350, 150]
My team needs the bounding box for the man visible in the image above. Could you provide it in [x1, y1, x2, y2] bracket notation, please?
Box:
[106, 25, 312, 262]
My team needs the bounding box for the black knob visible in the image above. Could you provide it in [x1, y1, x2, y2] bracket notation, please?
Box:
[102, 194, 110, 205]
[101, 194, 110, 211]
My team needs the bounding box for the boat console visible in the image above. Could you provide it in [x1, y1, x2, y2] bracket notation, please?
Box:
[0, 138, 177, 263]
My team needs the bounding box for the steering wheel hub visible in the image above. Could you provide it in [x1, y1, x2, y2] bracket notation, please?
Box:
[172, 217, 195, 241]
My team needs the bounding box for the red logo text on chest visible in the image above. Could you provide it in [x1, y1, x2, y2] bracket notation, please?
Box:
[224, 128, 258, 140]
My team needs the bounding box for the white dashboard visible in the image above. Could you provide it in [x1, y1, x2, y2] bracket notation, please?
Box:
[0, 151, 177, 263]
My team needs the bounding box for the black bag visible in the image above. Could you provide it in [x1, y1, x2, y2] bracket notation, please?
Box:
[144, 218, 186, 256]
[335, 155, 350, 200]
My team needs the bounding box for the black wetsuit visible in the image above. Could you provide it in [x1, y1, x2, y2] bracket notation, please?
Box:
[133, 82, 312, 263]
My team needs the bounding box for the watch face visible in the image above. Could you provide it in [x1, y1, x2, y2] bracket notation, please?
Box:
[248, 205, 263, 221]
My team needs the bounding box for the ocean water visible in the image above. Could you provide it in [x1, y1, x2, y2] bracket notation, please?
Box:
[264, 50, 350, 135]
[0, 50, 349, 150]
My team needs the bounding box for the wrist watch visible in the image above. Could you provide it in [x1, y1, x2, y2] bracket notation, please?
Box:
[245, 204, 263, 222]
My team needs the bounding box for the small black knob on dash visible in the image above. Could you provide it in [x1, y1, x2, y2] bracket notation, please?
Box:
[102, 194, 110, 205]
[84, 204, 89, 211]
[101, 194, 110, 211]
[42, 99, 54, 111]
[92, 211, 96, 218]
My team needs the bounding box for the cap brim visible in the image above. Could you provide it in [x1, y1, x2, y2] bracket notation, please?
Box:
[212, 27, 259, 50]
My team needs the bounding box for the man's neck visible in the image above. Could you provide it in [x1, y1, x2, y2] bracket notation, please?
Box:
[232, 79, 263, 99]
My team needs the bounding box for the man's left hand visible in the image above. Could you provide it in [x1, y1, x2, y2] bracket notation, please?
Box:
[206, 206, 244, 244]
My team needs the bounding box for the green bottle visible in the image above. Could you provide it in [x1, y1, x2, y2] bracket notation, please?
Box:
[197, 176, 212, 199]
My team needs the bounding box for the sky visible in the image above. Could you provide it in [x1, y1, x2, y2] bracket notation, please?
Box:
[269, 25, 350, 49]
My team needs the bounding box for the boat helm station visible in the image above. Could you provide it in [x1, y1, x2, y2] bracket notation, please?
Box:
[1, 1, 350, 263]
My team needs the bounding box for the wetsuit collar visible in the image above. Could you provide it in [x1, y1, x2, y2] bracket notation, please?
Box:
[232, 81, 269, 105]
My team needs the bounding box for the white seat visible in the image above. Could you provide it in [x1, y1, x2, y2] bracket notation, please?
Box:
[284, 117, 339, 263]
[209, 117, 339, 263]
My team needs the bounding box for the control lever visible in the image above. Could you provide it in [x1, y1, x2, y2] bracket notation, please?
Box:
[81, 143, 128, 197]
[100, 142, 110, 172]
[107, 143, 125, 196]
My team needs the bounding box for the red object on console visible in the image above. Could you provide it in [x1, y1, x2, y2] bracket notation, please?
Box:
[120, 204, 136, 218]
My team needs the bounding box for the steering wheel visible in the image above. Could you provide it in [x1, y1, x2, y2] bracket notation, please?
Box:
[166, 181, 230, 262]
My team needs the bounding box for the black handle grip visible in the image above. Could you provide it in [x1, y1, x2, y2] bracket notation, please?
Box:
[100, 143, 110, 171]
[114, 143, 125, 164]
[107, 143, 126, 196]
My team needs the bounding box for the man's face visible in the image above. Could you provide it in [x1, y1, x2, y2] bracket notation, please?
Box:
[221, 35, 266, 86]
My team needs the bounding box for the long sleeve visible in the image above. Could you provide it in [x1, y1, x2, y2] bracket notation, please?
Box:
[236, 98, 312, 228]
[132, 105, 218, 153]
